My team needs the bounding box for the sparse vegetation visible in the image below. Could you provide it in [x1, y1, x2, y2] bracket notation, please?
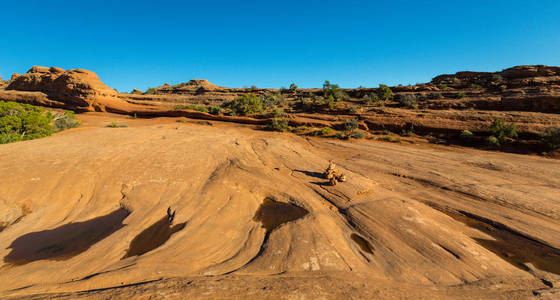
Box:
[145, 88, 157, 95]
[470, 84, 482, 89]
[397, 94, 417, 108]
[174, 104, 208, 112]
[490, 74, 503, 84]
[106, 121, 128, 128]
[362, 93, 380, 104]
[224, 93, 263, 116]
[349, 131, 365, 139]
[53, 110, 80, 131]
[488, 118, 517, 146]
[289, 83, 298, 91]
[323, 80, 349, 101]
[267, 117, 289, 132]
[438, 84, 449, 91]
[321, 127, 334, 136]
[376, 84, 394, 100]
[209, 105, 221, 115]
[456, 92, 467, 99]
[459, 130, 474, 140]
[0, 101, 54, 144]
[344, 118, 359, 132]
[541, 127, 560, 150]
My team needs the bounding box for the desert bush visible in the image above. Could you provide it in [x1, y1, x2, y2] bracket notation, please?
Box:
[376, 84, 394, 100]
[209, 105, 221, 115]
[53, 110, 80, 132]
[267, 117, 289, 132]
[106, 121, 128, 128]
[145, 88, 157, 95]
[0, 101, 53, 144]
[349, 131, 365, 139]
[459, 129, 474, 140]
[456, 92, 467, 99]
[250, 85, 258, 90]
[344, 118, 359, 132]
[438, 84, 449, 91]
[224, 94, 263, 115]
[486, 135, 499, 146]
[174, 104, 208, 112]
[470, 84, 482, 89]
[397, 94, 417, 108]
[451, 78, 462, 85]
[428, 93, 444, 100]
[489, 118, 517, 145]
[500, 85, 507, 91]
[289, 83, 298, 91]
[261, 93, 286, 109]
[362, 93, 380, 104]
[541, 127, 560, 150]
[490, 74, 503, 84]
[401, 123, 414, 136]
[321, 127, 334, 136]
[323, 80, 349, 101]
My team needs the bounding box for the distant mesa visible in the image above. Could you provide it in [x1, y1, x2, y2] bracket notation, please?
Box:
[157, 79, 223, 91]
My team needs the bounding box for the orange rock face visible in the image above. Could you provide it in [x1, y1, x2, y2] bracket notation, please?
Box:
[7, 66, 118, 110]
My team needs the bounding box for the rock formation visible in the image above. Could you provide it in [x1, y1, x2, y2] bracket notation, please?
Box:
[7, 66, 119, 111]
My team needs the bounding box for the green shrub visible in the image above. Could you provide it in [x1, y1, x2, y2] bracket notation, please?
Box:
[267, 118, 289, 132]
[456, 92, 467, 99]
[500, 85, 507, 91]
[321, 127, 334, 136]
[541, 127, 560, 150]
[327, 96, 335, 109]
[0, 101, 53, 144]
[362, 93, 380, 104]
[376, 84, 394, 100]
[209, 105, 221, 115]
[174, 105, 208, 112]
[145, 88, 157, 95]
[261, 93, 286, 109]
[106, 121, 128, 128]
[459, 130, 474, 140]
[53, 110, 80, 132]
[490, 74, 503, 84]
[487, 135, 499, 146]
[438, 84, 449, 91]
[470, 84, 482, 89]
[489, 118, 517, 145]
[397, 94, 417, 108]
[224, 94, 263, 116]
[323, 80, 349, 101]
[289, 83, 298, 91]
[344, 118, 359, 132]
[350, 131, 365, 139]
[428, 93, 444, 100]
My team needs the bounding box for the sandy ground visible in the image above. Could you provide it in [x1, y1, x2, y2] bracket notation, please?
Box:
[0, 112, 559, 299]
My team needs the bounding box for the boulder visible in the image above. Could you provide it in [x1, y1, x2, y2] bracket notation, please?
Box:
[10, 73, 21, 80]
[7, 66, 118, 110]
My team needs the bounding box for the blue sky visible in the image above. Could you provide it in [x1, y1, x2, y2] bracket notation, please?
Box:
[1, 0, 559, 92]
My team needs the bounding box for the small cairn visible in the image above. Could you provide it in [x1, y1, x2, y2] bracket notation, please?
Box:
[323, 160, 346, 186]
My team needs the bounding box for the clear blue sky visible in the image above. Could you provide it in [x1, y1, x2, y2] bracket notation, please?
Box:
[1, 0, 559, 92]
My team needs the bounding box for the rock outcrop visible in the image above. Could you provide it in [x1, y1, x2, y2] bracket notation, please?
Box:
[7, 66, 119, 111]
[10, 73, 21, 81]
